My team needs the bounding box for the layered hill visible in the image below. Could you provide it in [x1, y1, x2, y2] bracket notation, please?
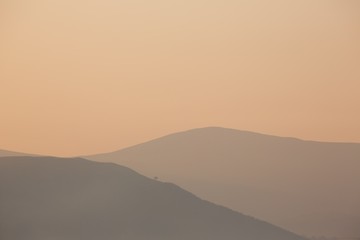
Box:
[87, 127, 360, 238]
[0, 149, 32, 157]
[0, 156, 306, 240]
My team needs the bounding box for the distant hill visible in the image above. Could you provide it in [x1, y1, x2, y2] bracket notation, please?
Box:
[0, 149, 33, 157]
[87, 127, 360, 238]
[0, 156, 306, 240]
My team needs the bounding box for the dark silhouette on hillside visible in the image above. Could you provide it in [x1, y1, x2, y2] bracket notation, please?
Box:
[0, 156, 306, 240]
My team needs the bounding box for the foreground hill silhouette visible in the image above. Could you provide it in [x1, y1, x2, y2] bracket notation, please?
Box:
[0, 156, 306, 240]
[87, 127, 360, 238]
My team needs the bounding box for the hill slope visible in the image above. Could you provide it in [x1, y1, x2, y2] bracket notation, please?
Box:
[0, 156, 306, 240]
[0, 149, 32, 157]
[87, 127, 360, 238]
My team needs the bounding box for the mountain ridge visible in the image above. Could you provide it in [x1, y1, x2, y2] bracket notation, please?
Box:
[0, 156, 306, 240]
[86, 127, 360, 238]
[87, 127, 360, 160]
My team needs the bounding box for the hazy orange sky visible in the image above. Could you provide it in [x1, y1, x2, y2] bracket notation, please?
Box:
[1, 0, 359, 156]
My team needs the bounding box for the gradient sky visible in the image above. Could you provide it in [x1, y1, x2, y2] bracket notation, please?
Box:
[1, 0, 359, 156]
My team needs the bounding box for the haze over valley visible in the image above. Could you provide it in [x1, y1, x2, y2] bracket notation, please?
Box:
[87, 127, 360, 238]
[1, 0, 359, 239]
